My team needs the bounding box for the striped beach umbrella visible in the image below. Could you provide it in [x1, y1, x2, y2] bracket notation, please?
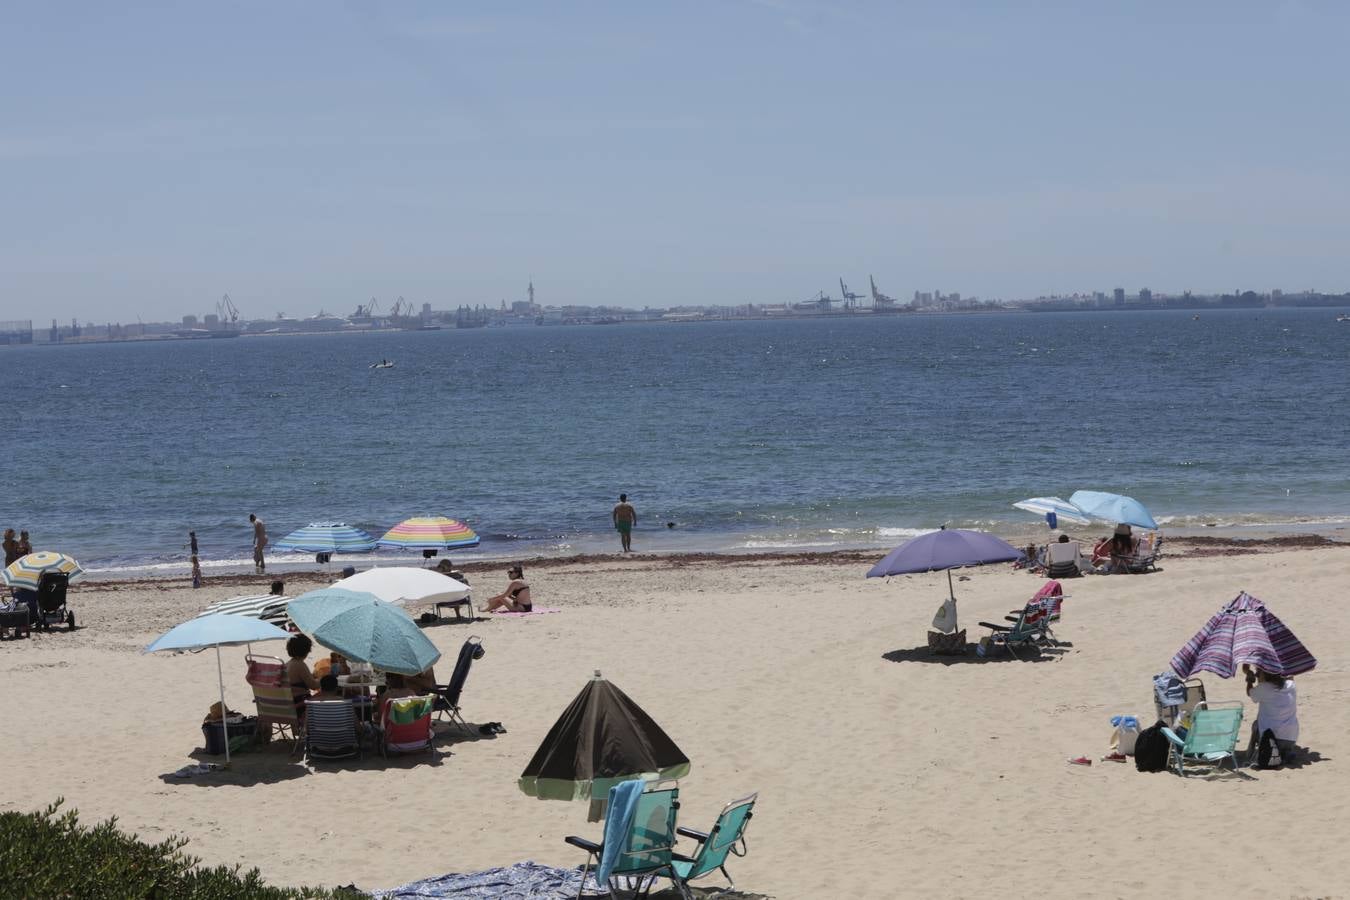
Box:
[1170, 591, 1317, 679]
[1012, 496, 1091, 527]
[196, 593, 293, 628]
[272, 523, 377, 553]
[378, 516, 480, 550]
[3, 551, 85, 590]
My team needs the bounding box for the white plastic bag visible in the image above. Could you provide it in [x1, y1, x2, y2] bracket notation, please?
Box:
[931, 597, 958, 634]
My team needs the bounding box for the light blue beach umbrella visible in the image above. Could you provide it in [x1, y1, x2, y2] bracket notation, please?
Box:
[1069, 490, 1159, 530]
[1012, 496, 1091, 528]
[144, 613, 291, 763]
[287, 588, 441, 676]
[272, 523, 378, 554]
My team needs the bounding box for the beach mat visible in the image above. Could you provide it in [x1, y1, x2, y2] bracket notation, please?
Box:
[493, 607, 562, 617]
[374, 861, 771, 898]
[373, 861, 596, 898]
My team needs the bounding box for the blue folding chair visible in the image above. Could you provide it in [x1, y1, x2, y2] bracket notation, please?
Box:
[665, 793, 757, 895]
[565, 784, 680, 899]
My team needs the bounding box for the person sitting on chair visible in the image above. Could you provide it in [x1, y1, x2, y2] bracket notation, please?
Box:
[404, 665, 437, 694]
[285, 634, 320, 719]
[480, 565, 531, 612]
[1245, 664, 1299, 763]
[315, 673, 343, 701]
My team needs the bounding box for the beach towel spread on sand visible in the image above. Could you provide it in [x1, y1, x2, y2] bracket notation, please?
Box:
[597, 779, 646, 883]
[388, 696, 434, 725]
[493, 606, 562, 617]
[373, 860, 599, 898]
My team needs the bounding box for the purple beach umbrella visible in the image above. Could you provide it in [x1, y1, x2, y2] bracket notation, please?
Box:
[866, 527, 1024, 601]
[1170, 591, 1317, 679]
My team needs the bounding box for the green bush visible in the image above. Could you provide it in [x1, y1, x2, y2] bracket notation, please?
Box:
[0, 800, 366, 899]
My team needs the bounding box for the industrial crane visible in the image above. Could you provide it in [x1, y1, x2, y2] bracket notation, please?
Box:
[839, 278, 865, 307]
[869, 276, 898, 308]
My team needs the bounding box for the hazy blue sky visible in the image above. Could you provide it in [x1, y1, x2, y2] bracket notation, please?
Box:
[3, 2, 1348, 322]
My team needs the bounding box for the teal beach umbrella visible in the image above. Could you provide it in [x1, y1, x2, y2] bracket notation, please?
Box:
[287, 588, 442, 675]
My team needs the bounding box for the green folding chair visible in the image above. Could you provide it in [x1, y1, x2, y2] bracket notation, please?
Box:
[977, 603, 1044, 658]
[666, 793, 757, 896]
[1161, 702, 1244, 776]
[565, 785, 680, 899]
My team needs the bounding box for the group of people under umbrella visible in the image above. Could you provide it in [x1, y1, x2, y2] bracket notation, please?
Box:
[867, 515, 1316, 771]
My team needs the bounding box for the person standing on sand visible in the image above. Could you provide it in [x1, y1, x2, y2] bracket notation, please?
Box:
[612, 494, 637, 553]
[249, 514, 268, 574]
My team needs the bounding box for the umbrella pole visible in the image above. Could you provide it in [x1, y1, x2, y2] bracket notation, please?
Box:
[216, 643, 230, 765]
[947, 569, 956, 603]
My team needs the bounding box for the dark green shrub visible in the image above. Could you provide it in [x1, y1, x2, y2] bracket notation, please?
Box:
[0, 800, 365, 899]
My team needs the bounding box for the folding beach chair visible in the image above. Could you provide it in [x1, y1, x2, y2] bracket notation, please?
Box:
[1044, 541, 1083, 579]
[979, 603, 1045, 658]
[246, 654, 302, 754]
[1161, 701, 1244, 776]
[433, 636, 483, 733]
[374, 694, 436, 758]
[304, 699, 363, 762]
[662, 793, 757, 896]
[1120, 532, 1162, 573]
[1153, 674, 1206, 727]
[35, 572, 75, 631]
[1004, 581, 1065, 645]
[565, 784, 681, 900]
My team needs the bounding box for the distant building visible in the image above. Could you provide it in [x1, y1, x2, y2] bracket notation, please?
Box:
[182, 314, 198, 326]
[1113, 288, 1125, 306]
[1139, 288, 1152, 303]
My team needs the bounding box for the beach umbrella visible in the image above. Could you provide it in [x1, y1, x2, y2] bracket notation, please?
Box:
[1170, 591, 1316, 680]
[378, 517, 480, 550]
[3, 551, 85, 590]
[143, 614, 290, 763]
[866, 527, 1024, 600]
[1012, 496, 1091, 528]
[331, 566, 470, 607]
[287, 588, 441, 675]
[1068, 490, 1159, 530]
[519, 671, 690, 807]
[272, 523, 377, 554]
[196, 593, 293, 628]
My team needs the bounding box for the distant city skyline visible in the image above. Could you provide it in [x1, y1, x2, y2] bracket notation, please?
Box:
[5, 3, 1350, 323]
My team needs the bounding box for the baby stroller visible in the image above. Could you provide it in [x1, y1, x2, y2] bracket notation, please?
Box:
[34, 572, 75, 631]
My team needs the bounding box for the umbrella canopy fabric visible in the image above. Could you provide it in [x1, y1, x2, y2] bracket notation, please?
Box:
[378, 517, 480, 550]
[1170, 591, 1317, 679]
[145, 613, 292, 653]
[287, 588, 441, 675]
[272, 523, 377, 553]
[195, 594, 293, 628]
[866, 528, 1023, 579]
[3, 551, 85, 590]
[331, 566, 470, 606]
[1012, 496, 1091, 526]
[519, 673, 691, 802]
[1068, 491, 1159, 530]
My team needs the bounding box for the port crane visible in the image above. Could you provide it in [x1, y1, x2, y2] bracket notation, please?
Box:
[869, 275, 898, 309]
[353, 297, 381, 319]
[839, 278, 865, 308]
[216, 294, 240, 324]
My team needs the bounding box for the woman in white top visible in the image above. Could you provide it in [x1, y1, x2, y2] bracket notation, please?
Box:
[1244, 664, 1299, 760]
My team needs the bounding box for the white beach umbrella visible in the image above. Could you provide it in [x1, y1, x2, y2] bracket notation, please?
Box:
[1012, 496, 1091, 526]
[331, 566, 470, 607]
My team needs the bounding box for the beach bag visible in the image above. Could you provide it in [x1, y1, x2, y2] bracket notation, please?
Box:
[1110, 716, 1141, 755]
[1257, 729, 1284, 769]
[931, 597, 957, 634]
[1133, 720, 1170, 773]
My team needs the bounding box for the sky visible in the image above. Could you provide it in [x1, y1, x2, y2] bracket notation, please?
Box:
[3, 1, 1349, 323]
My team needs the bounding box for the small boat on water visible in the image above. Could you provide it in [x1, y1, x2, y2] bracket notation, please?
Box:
[1337, 314, 1350, 322]
[370, 359, 395, 369]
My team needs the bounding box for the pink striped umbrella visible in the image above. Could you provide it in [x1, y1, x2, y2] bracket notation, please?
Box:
[1170, 591, 1316, 679]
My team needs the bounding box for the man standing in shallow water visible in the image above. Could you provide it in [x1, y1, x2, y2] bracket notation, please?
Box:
[612, 494, 637, 553]
[249, 513, 268, 574]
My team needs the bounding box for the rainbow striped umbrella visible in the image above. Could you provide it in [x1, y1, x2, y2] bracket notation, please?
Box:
[3, 551, 85, 590]
[273, 523, 377, 553]
[378, 516, 480, 550]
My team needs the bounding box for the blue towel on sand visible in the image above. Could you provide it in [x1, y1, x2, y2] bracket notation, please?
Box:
[597, 780, 645, 884]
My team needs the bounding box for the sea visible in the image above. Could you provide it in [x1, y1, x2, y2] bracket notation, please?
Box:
[2, 308, 1347, 578]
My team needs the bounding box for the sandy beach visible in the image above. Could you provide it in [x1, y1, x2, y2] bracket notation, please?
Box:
[2, 538, 1347, 899]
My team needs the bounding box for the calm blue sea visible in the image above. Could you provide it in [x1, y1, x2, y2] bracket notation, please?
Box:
[2, 308, 1347, 576]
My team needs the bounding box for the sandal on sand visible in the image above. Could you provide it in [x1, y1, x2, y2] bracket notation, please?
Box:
[1067, 756, 1092, 766]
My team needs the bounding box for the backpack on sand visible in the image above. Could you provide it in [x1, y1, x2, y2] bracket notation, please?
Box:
[1134, 720, 1170, 773]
